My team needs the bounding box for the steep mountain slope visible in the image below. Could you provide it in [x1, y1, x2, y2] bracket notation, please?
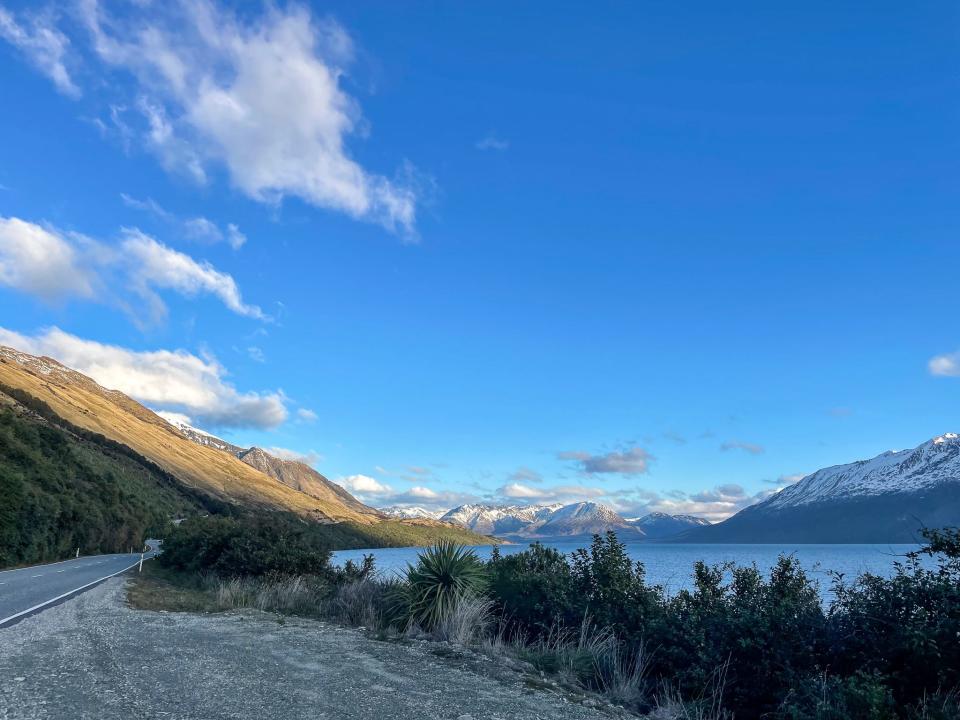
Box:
[629, 512, 711, 539]
[441, 503, 564, 535]
[534, 502, 639, 537]
[0, 388, 216, 566]
[0, 347, 377, 523]
[683, 433, 960, 543]
[236, 447, 382, 520]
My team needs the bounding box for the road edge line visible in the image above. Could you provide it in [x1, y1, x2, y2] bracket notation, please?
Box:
[0, 558, 151, 628]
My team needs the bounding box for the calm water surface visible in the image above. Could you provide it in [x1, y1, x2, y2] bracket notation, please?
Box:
[332, 542, 930, 601]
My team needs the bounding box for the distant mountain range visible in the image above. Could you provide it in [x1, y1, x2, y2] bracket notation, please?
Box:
[683, 433, 960, 543]
[380, 506, 445, 520]
[434, 501, 710, 539]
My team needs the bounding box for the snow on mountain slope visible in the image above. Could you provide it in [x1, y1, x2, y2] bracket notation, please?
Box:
[440, 503, 564, 535]
[441, 502, 706, 538]
[764, 433, 960, 510]
[379, 506, 444, 520]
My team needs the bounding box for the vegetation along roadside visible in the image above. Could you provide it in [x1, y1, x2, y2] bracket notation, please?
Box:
[129, 519, 960, 720]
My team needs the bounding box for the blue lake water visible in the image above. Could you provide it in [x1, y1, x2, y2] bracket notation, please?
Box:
[332, 542, 932, 601]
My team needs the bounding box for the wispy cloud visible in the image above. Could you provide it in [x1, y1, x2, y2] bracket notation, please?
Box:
[267, 447, 323, 466]
[476, 133, 509, 151]
[559, 447, 654, 475]
[0, 6, 78, 97]
[297, 408, 318, 423]
[122, 194, 246, 250]
[508, 466, 543, 484]
[0, 215, 264, 324]
[496, 483, 605, 502]
[929, 350, 960, 377]
[720, 440, 764, 455]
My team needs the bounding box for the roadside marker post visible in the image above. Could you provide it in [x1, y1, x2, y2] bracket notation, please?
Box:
[139, 553, 144, 573]
[75, 548, 79, 558]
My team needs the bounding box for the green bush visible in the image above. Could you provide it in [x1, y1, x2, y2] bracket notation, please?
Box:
[825, 527, 960, 710]
[158, 514, 333, 577]
[488, 542, 577, 634]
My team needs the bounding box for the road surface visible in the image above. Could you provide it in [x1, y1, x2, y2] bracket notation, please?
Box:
[0, 544, 158, 627]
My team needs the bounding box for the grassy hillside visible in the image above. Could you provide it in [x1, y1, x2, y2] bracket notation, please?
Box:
[0, 349, 380, 522]
[0, 394, 221, 567]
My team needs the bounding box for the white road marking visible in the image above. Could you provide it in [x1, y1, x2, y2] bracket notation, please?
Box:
[0, 558, 150, 628]
[30, 574, 43, 578]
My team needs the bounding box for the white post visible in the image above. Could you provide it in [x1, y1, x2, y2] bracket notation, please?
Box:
[139, 553, 144, 573]
[75, 547, 79, 558]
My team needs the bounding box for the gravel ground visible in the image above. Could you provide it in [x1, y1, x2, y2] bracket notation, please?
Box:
[0, 579, 615, 720]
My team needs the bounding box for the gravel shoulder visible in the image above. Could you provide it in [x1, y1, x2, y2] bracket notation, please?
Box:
[0, 578, 614, 720]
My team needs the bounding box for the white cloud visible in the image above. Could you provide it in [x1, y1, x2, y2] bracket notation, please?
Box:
[0, 217, 97, 301]
[609, 483, 773, 523]
[80, 1, 418, 235]
[120, 229, 265, 321]
[929, 351, 960, 377]
[336, 474, 393, 496]
[476, 134, 509, 151]
[497, 483, 606, 502]
[508, 466, 542, 483]
[246, 346, 265, 363]
[297, 408, 318, 422]
[121, 193, 247, 250]
[720, 440, 765, 455]
[0, 7, 78, 97]
[225, 224, 246, 250]
[408, 485, 439, 499]
[0, 216, 263, 324]
[154, 409, 193, 427]
[0, 325, 288, 428]
[267, 446, 323, 465]
[559, 447, 653, 475]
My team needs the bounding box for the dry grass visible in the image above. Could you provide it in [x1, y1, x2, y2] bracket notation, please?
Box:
[215, 575, 327, 614]
[0, 354, 375, 522]
[126, 563, 219, 613]
[432, 594, 495, 645]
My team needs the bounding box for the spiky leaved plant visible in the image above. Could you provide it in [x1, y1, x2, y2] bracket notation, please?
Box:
[405, 540, 488, 630]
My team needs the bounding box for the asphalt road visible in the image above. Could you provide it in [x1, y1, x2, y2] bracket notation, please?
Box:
[0, 543, 159, 627]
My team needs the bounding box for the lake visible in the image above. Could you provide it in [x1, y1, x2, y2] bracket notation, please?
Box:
[332, 541, 932, 602]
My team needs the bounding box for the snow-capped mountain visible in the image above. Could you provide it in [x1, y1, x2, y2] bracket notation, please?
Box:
[765, 433, 960, 509]
[441, 501, 706, 539]
[629, 512, 711, 539]
[684, 433, 960, 543]
[379, 506, 444, 520]
[441, 503, 564, 535]
[159, 414, 243, 455]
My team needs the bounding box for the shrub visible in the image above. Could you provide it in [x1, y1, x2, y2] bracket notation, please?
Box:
[569, 531, 663, 638]
[404, 541, 487, 629]
[825, 527, 960, 710]
[488, 542, 577, 635]
[659, 556, 826, 719]
[158, 513, 333, 577]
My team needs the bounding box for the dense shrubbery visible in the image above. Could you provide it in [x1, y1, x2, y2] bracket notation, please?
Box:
[0, 402, 213, 567]
[158, 514, 334, 577]
[151, 516, 960, 718]
[484, 530, 960, 718]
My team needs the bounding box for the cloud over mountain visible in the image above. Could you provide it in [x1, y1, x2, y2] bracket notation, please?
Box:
[0, 326, 287, 429]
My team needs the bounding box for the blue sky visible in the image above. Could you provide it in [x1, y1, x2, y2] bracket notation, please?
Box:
[0, 1, 957, 520]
